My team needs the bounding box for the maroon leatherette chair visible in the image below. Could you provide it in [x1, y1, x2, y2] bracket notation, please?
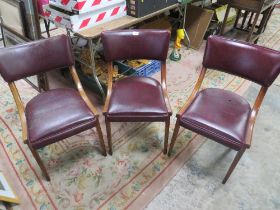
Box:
[0, 35, 107, 181]
[168, 35, 280, 184]
[101, 29, 172, 155]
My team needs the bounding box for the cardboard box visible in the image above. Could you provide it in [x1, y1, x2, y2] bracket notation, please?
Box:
[43, 2, 127, 32]
[126, 0, 177, 17]
[184, 5, 214, 50]
[49, 0, 125, 14]
[139, 17, 172, 31]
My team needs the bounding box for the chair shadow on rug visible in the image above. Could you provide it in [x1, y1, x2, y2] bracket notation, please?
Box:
[101, 29, 172, 155]
[168, 35, 280, 184]
[0, 35, 107, 181]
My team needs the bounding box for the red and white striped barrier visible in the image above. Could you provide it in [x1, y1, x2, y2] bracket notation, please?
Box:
[49, 0, 125, 14]
[44, 2, 127, 32]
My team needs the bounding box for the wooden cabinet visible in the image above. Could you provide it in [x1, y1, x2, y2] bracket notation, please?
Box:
[220, 0, 278, 43]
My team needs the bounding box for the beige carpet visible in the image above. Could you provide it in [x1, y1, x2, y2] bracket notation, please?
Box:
[0, 8, 279, 210]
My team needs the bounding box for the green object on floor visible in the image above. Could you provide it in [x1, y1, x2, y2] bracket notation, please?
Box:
[178, 0, 192, 5]
[169, 48, 182, 61]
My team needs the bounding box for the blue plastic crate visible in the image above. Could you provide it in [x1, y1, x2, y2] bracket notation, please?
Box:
[114, 60, 161, 77]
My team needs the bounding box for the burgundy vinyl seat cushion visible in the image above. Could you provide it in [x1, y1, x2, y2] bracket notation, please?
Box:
[179, 88, 251, 150]
[106, 77, 171, 121]
[25, 88, 96, 149]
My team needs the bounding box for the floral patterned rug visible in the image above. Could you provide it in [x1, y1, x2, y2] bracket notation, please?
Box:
[1, 9, 279, 210]
[0, 52, 250, 210]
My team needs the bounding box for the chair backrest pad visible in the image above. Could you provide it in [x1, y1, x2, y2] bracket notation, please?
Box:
[203, 35, 280, 87]
[0, 35, 74, 82]
[101, 29, 170, 62]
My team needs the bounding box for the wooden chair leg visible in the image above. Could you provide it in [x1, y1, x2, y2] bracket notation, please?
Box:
[27, 143, 50, 181]
[234, 9, 241, 28]
[220, 4, 231, 35]
[241, 11, 249, 29]
[246, 12, 260, 42]
[247, 12, 254, 29]
[163, 117, 170, 154]
[168, 118, 181, 157]
[95, 119, 107, 156]
[258, 6, 274, 34]
[262, 6, 274, 32]
[222, 147, 246, 184]
[43, 19, 50, 38]
[105, 118, 113, 155]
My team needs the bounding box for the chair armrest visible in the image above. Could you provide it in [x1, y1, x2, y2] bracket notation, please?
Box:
[162, 85, 172, 114]
[245, 86, 267, 148]
[161, 62, 172, 114]
[9, 82, 28, 144]
[70, 66, 99, 116]
[177, 67, 206, 117]
[103, 62, 113, 115]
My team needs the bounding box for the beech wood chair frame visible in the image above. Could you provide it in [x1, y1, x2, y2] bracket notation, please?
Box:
[103, 61, 172, 155]
[168, 66, 268, 184]
[9, 66, 107, 181]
